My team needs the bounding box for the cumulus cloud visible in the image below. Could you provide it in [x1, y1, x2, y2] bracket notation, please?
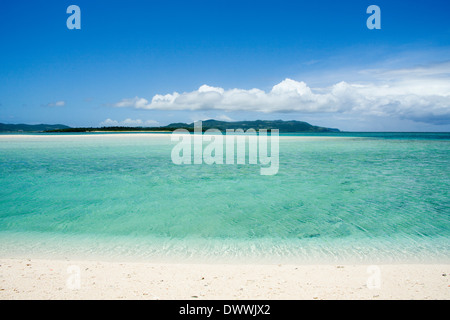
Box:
[114, 63, 450, 124]
[99, 118, 159, 127]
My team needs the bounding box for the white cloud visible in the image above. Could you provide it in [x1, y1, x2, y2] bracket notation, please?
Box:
[215, 114, 234, 122]
[99, 118, 159, 127]
[114, 62, 450, 124]
[99, 118, 119, 126]
[46, 100, 66, 107]
[114, 97, 150, 109]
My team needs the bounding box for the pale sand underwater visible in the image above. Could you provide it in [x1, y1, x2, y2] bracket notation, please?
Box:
[0, 259, 448, 300]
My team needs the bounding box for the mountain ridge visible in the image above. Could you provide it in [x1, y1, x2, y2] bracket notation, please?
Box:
[165, 119, 340, 132]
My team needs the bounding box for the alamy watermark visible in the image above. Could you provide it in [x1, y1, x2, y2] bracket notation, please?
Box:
[66, 265, 81, 290]
[65, 5, 381, 32]
[67, 5, 81, 30]
[171, 121, 279, 175]
[366, 265, 381, 289]
[367, 5, 381, 30]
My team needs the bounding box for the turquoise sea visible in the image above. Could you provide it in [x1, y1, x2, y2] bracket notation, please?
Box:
[0, 132, 449, 263]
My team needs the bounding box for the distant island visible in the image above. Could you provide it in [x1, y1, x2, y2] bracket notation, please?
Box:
[0, 120, 340, 133]
[0, 123, 70, 132]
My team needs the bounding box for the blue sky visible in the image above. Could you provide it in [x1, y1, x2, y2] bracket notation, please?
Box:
[1, 0, 450, 131]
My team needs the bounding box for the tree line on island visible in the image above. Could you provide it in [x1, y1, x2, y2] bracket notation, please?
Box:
[0, 120, 340, 133]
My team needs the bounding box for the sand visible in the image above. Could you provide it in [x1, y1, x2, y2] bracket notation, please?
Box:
[0, 259, 448, 300]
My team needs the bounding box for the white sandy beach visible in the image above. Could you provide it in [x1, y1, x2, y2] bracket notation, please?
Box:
[0, 259, 448, 300]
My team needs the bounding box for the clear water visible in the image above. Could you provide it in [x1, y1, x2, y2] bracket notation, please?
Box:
[0, 133, 449, 263]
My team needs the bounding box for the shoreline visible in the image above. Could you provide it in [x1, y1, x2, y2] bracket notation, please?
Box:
[0, 258, 448, 299]
[0, 133, 356, 140]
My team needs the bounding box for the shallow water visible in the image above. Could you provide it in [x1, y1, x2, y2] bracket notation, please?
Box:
[0, 133, 449, 263]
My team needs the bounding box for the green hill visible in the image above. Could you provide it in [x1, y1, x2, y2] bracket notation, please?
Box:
[165, 119, 340, 133]
[0, 123, 71, 132]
